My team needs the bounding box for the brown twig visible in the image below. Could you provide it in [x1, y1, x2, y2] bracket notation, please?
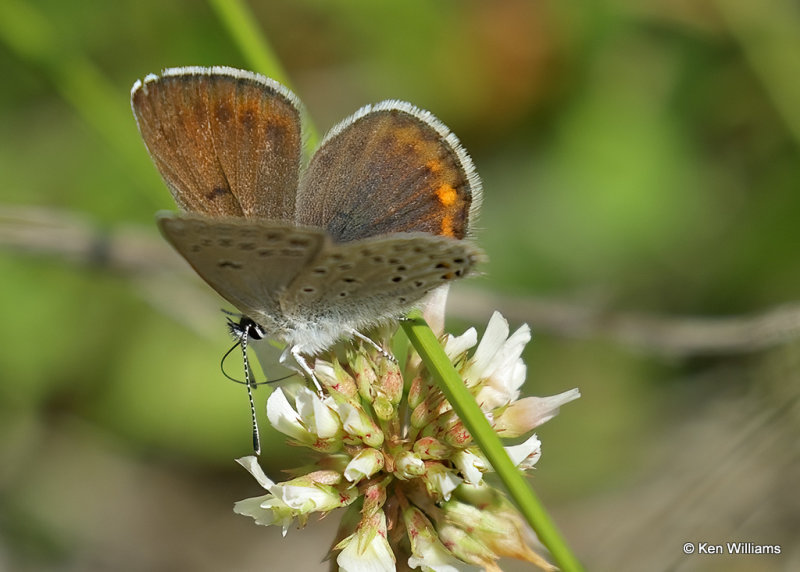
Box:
[3, 204, 799, 357]
[448, 289, 800, 357]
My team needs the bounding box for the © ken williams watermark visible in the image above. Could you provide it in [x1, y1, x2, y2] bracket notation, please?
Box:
[683, 542, 781, 555]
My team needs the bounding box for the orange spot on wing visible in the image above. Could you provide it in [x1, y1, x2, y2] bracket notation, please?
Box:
[440, 214, 455, 237]
[426, 159, 442, 173]
[436, 184, 458, 207]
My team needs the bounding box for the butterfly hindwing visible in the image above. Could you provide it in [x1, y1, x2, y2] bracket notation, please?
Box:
[281, 232, 483, 324]
[157, 212, 327, 328]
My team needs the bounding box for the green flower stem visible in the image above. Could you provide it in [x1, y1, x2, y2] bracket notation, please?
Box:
[208, 0, 320, 148]
[401, 311, 584, 572]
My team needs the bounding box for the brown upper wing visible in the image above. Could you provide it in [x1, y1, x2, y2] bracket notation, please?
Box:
[132, 67, 302, 220]
[295, 101, 482, 243]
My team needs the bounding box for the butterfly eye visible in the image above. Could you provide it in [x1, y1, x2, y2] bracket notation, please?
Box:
[247, 322, 266, 340]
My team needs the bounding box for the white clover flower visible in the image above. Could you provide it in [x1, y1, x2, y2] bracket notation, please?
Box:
[504, 434, 542, 469]
[443, 327, 478, 360]
[493, 389, 582, 437]
[235, 312, 579, 570]
[335, 510, 395, 572]
[344, 448, 385, 484]
[422, 463, 463, 502]
[265, 387, 313, 443]
[396, 450, 426, 478]
[403, 505, 478, 571]
[233, 456, 358, 536]
[451, 449, 488, 485]
[294, 386, 342, 439]
[467, 312, 532, 409]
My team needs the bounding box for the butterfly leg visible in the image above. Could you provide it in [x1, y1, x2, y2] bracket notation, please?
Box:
[349, 329, 397, 363]
[289, 345, 325, 395]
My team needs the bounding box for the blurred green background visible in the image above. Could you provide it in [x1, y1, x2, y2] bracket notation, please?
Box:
[1, 1, 798, 570]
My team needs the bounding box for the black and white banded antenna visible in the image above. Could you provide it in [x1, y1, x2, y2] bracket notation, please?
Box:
[224, 315, 264, 455]
[222, 313, 293, 456]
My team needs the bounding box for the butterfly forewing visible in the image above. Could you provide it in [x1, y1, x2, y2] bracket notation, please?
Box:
[132, 67, 302, 220]
[157, 212, 326, 328]
[295, 102, 481, 242]
[282, 233, 483, 323]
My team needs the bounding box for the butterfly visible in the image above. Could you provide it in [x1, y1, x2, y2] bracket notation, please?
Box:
[131, 67, 483, 448]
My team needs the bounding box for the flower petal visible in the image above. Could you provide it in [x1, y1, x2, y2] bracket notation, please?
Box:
[475, 323, 531, 409]
[396, 451, 426, 478]
[336, 511, 395, 572]
[266, 387, 311, 442]
[403, 505, 474, 571]
[235, 456, 275, 490]
[452, 450, 488, 485]
[444, 327, 478, 361]
[494, 389, 581, 437]
[504, 434, 542, 468]
[295, 386, 342, 439]
[233, 494, 296, 536]
[424, 464, 463, 502]
[464, 312, 510, 384]
[336, 401, 384, 448]
[344, 448, 385, 484]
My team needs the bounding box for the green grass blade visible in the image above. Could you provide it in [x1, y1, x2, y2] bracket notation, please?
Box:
[401, 311, 584, 572]
[0, 0, 163, 204]
[207, 0, 319, 148]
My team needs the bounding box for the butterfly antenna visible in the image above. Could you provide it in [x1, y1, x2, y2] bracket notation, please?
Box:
[239, 328, 262, 455]
[220, 333, 296, 386]
[220, 339, 245, 383]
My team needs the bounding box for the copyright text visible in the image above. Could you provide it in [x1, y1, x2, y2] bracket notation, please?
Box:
[683, 542, 781, 555]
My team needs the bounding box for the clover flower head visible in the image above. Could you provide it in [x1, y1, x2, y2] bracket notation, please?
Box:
[235, 311, 580, 570]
